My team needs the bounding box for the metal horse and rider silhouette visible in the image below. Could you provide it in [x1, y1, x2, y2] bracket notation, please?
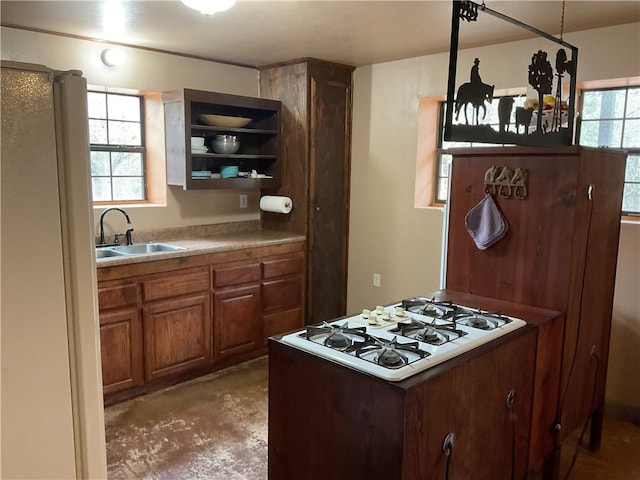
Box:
[454, 58, 495, 125]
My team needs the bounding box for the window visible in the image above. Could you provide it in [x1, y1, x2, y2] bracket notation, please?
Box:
[88, 91, 146, 202]
[434, 96, 526, 202]
[578, 86, 640, 215]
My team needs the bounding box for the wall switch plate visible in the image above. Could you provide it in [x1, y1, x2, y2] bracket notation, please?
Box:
[373, 273, 381, 287]
[240, 194, 248, 208]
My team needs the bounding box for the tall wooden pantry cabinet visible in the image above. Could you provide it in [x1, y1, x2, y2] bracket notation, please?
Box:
[259, 58, 354, 325]
[444, 146, 626, 476]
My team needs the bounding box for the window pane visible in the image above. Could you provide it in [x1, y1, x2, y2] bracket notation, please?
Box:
[625, 155, 640, 182]
[625, 88, 640, 118]
[112, 152, 143, 176]
[439, 154, 452, 177]
[622, 182, 640, 214]
[581, 89, 626, 120]
[89, 91, 145, 203]
[90, 151, 110, 176]
[89, 119, 108, 144]
[623, 119, 640, 148]
[580, 120, 623, 148]
[107, 94, 140, 121]
[87, 92, 106, 119]
[437, 178, 449, 202]
[112, 177, 144, 201]
[108, 120, 141, 145]
[92, 177, 112, 201]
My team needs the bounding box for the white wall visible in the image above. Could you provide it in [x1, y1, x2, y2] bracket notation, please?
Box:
[349, 23, 640, 411]
[1, 26, 263, 236]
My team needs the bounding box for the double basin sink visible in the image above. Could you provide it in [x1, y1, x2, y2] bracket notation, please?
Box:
[96, 242, 185, 259]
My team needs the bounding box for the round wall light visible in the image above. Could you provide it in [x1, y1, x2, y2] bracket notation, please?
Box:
[101, 48, 125, 67]
[181, 0, 235, 15]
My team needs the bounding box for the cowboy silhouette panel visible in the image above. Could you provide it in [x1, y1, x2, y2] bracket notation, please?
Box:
[454, 58, 495, 125]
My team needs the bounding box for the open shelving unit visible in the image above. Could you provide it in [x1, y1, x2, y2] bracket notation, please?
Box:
[162, 88, 281, 190]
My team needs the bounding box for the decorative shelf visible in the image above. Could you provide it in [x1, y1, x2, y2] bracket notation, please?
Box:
[163, 88, 282, 190]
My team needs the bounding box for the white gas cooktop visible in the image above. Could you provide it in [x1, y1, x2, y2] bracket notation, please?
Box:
[280, 299, 527, 381]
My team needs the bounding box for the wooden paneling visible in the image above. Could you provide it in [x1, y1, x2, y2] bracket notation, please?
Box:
[445, 146, 626, 471]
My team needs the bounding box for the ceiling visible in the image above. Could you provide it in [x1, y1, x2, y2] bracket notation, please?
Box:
[1, 1, 639, 68]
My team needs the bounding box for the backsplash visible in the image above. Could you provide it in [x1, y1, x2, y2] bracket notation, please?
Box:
[96, 220, 261, 245]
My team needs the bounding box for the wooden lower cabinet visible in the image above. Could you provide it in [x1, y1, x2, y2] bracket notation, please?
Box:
[143, 292, 212, 381]
[98, 281, 143, 395]
[213, 284, 261, 359]
[99, 306, 143, 395]
[97, 240, 306, 401]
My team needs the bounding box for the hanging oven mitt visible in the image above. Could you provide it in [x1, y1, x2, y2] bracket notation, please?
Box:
[464, 194, 509, 250]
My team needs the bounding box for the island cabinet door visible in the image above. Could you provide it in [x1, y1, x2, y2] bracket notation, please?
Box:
[142, 292, 212, 382]
[213, 284, 261, 360]
[402, 328, 537, 480]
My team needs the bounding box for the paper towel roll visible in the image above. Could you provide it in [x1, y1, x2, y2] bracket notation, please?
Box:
[260, 195, 292, 214]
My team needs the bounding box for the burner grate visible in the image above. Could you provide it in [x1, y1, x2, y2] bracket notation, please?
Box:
[305, 322, 371, 350]
[348, 336, 430, 369]
[389, 318, 468, 345]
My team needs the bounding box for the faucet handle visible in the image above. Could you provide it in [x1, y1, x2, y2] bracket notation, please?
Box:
[113, 233, 126, 245]
[125, 228, 134, 246]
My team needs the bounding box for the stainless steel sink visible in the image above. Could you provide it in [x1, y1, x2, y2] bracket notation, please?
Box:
[96, 242, 185, 259]
[110, 242, 185, 255]
[95, 248, 128, 259]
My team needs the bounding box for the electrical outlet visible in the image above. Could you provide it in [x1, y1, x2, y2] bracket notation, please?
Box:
[373, 273, 381, 287]
[240, 194, 248, 208]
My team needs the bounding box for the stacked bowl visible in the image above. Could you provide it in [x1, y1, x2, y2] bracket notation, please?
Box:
[191, 137, 207, 154]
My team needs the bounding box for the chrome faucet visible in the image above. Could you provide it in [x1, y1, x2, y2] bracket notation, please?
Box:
[99, 208, 133, 245]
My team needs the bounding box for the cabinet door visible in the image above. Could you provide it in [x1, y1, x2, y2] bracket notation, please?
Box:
[143, 292, 212, 381]
[100, 307, 143, 395]
[307, 65, 353, 325]
[404, 330, 536, 480]
[214, 284, 261, 360]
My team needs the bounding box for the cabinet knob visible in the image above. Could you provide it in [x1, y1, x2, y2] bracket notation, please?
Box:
[315, 206, 321, 212]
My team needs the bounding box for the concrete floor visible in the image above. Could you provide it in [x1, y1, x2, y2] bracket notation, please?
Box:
[104, 356, 639, 479]
[105, 357, 268, 480]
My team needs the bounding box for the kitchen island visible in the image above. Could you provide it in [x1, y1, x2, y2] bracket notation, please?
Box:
[268, 290, 561, 479]
[96, 222, 305, 404]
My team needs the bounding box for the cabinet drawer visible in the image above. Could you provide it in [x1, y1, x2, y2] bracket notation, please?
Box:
[262, 277, 302, 312]
[263, 307, 303, 341]
[262, 255, 303, 279]
[143, 267, 209, 302]
[214, 263, 261, 288]
[98, 283, 139, 311]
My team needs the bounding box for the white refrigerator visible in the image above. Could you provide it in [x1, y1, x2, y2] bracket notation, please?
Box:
[1, 61, 107, 478]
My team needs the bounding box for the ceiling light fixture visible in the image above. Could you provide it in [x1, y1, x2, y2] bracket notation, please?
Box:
[101, 48, 125, 67]
[180, 0, 235, 16]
